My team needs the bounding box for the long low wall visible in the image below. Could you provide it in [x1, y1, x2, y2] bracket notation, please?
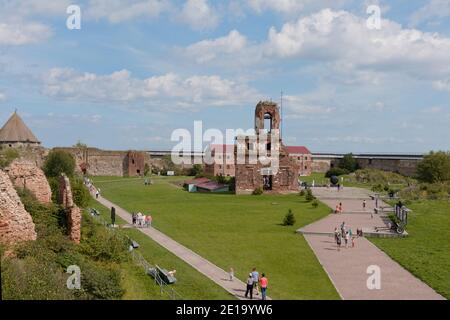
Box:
[311, 153, 424, 176]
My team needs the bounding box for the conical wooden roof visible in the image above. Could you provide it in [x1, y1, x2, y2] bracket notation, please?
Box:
[0, 112, 40, 143]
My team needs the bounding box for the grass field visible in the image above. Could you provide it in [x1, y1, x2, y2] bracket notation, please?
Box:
[86, 196, 234, 300]
[370, 200, 450, 299]
[92, 176, 339, 300]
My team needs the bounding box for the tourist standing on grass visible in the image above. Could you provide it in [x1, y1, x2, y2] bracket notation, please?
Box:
[245, 273, 254, 299]
[252, 268, 260, 296]
[260, 274, 268, 300]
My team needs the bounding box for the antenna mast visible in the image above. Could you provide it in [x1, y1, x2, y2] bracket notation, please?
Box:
[280, 90, 283, 141]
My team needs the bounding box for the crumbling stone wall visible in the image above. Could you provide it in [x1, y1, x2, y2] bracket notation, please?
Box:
[6, 159, 52, 204]
[54, 147, 151, 177]
[0, 170, 36, 245]
[58, 174, 81, 243]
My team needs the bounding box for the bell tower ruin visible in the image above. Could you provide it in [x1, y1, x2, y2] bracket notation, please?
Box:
[235, 101, 299, 194]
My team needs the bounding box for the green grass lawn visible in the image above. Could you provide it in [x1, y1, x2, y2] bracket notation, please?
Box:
[91, 176, 339, 300]
[370, 200, 450, 299]
[86, 196, 234, 300]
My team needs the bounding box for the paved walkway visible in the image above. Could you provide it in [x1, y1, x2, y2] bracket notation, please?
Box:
[95, 193, 268, 300]
[300, 187, 444, 300]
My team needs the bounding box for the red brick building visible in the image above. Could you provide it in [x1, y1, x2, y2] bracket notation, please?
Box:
[285, 146, 312, 176]
[204, 144, 235, 177]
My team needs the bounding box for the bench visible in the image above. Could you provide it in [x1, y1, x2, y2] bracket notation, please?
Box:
[147, 265, 177, 284]
[89, 208, 100, 216]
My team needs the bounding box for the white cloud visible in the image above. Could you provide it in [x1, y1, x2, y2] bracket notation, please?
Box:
[178, 0, 219, 30]
[433, 79, 450, 91]
[246, 0, 351, 15]
[0, 22, 52, 45]
[42, 68, 259, 109]
[86, 0, 169, 23]
[185, 30, 247, 63]
[410, 0, 450, 27]
[0, 0, 70, 46]
[284, 95, 335, 119]
[265, 9, 450, 78]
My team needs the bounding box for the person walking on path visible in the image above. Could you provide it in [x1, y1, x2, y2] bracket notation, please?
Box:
[344, 231, 350, 248]
[363, 200, 367, 211]
[245, 273, 254, 299]
[336, 231, 342, 251]
[132, 212, 136, 225]
[340, 221, 346, 238]
[251, 268, 260, 296]
[229, 268, 234, 282]
[339, 202, 343, 213]
[260, 274, 268, 300]
[147, 215, 153, 227]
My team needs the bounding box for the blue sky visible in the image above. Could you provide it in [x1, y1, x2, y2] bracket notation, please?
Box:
[0, 0, 449, 153]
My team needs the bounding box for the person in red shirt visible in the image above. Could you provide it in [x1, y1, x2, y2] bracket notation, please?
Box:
[260, 274, 268, 300]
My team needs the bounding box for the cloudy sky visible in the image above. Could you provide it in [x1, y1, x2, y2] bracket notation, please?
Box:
[0, 0, 449, 153]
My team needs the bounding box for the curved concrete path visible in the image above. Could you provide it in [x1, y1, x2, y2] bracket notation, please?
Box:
[94, 192, 269, 301]
[300, 187, 444, 300]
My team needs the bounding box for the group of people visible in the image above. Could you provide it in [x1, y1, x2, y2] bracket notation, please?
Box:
[229, 267, 268, 300]
[132, 212, 152, 228]
[334, 221, 356, 251]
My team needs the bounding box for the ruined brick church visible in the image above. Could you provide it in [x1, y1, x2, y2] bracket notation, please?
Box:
[235, 101, 300, 194]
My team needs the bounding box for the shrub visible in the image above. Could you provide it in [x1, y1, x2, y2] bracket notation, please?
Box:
[71, 177, 90, 208]
[416, 151, 450, 183]
[283, 209, 296, 226]
[44, 150, 76, 178]
[325, 168, 349, 178]
[252, 187, 263, 195]
[299, 190, 305, 197]
[305, 189, 315, 202]
[312, 200, 319, 208]
[0, 148, 19, 169]
[189, 164, 203, 177]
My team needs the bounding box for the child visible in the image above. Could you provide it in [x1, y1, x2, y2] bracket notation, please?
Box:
[229, 268, 234, 282]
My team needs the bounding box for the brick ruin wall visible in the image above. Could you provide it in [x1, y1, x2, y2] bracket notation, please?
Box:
[6, 159, 52, 204]
[0, 170, 37, 245]
[58, 174, 81, 244]
[235, 146, 300, 194]
[55, 147, 150, 177]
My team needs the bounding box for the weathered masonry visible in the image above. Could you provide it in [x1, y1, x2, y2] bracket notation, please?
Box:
[235, 101, 299, 194]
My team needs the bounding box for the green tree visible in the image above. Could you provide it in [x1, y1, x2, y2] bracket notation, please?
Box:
[417, 151, 450, 183]
[44, 150, 76, 177]
[339, 153, 359, 173]
[189, 164, 203, 177]
[283, 209, 296, 226]
[305, 189, 315, 202]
